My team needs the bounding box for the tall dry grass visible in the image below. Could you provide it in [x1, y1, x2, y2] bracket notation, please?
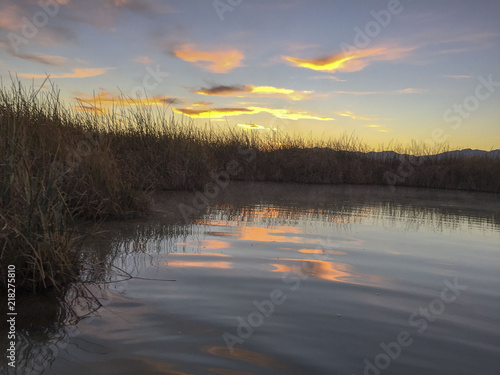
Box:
[0, 80, 150, 292]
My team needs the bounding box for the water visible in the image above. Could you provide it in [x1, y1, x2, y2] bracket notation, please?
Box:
[2, 182, 499, 374]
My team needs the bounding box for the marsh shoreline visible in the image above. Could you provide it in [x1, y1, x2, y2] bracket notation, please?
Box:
[1, 81, 499, 293]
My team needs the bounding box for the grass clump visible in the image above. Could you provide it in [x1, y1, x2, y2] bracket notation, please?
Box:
[0, 80, 148, 292]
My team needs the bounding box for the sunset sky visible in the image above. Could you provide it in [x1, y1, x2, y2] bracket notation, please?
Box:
[1, 0, 499, 150]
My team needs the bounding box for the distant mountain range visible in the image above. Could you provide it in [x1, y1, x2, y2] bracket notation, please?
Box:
[360, 148, 500, 160]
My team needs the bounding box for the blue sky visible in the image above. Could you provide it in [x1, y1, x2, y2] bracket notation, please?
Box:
[1, 0, 499, 150]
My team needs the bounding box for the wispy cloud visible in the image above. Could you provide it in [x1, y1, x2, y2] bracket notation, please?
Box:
[0, 2, 75, 47]
[396, 88, 427, 94]
[75, 90, 174, 107]
[134, 55, 153, 65]
[336, 110, 376, 121]
[250, 86, 315, 100]
[408, 30, 499, 61]
[443, 75, 472, 80]
[248, 0, 306, 12]
[74, 90, 175, 114]
[237, 123, 268, 130]
[61, 0, 175, 28]
[35, 25, 78, 47]
[173, 44, 244, 73]
[435, 48, 470, 55]
[365, 124, 391, 132]
[439, 31, 499, 46]
[0, 3, 24, 31]
[283, 45, 415, 73]
[286, 41, 320, 53]
[334, 88, 427, 96]
[174, 105, 334, 121]
[195, 84, 315, 101]
[334, 91, 380, 96]
[191, 101, 213, 107]
[173, 107, 254, 118]
[9, 52, 67, 66]
[258, 107, 334, 121]
[19, 68, 108, 79]
[312, 75, 346, 82]
[107, 0, 175, 14]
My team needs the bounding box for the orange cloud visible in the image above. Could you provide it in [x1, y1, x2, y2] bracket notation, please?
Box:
[195, 84, 314, 101]
[191, 101, 213, 107]
[173, 44, 244, 73]
[251, 86, 314, 101]
[284, 53, 360, 72]
[336, 110, 376, 121]
[283, 46, 414, 73]
[396, 88, 427, 94]
[364, 124, 391, 132]
[174, 107, 256, 118]
[74, 91, 174, 115]
[174, 105, 334, 121]
[0, 4, 25, 30]
[134, 55, 153, 65]
[19, 68, 107, 79]
[75, 91, 173, 107]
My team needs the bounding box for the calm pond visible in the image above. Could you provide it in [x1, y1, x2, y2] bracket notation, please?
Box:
[2, 182, 500, 375]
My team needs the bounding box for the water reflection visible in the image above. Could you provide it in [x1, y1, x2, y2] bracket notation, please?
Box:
[202, 346, 298, 373]
[166, 253, 233, 270]
[200, 194, 499, 236]
[271, 258, 354, 282]
[0, 283, 104, 375]
[2, 183, 499, 374]
[239, 226, 304, 243]
[0, 220, 195, 375]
